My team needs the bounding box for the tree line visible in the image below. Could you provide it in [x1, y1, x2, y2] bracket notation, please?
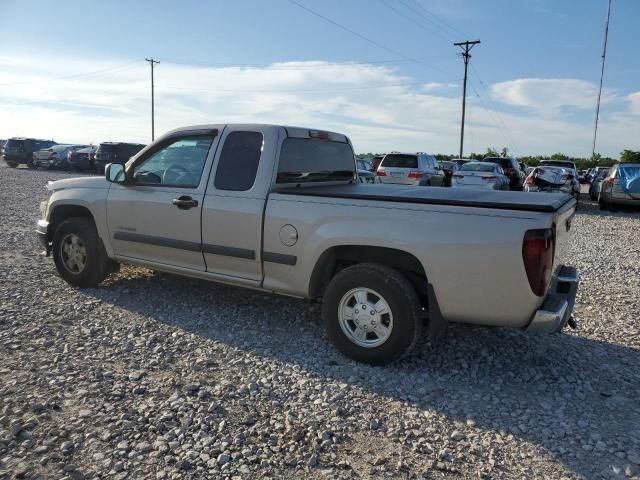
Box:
[357, 149, 640, 170]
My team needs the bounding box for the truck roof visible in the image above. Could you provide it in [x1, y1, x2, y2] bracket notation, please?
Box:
[164, 124, 349, 142]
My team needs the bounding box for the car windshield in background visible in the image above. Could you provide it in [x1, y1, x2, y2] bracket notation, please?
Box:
[380, 154, 418, 169]
[596, 169, 609, 179]
[5, 139, 25, 148]
[461, 163, 495, 172]
[541, 161, 576, 169]
[439, 162, 455, 169]
[483, 157, 511, 169]
[51, 145, 70, 152]
[277, 138, 355, 183]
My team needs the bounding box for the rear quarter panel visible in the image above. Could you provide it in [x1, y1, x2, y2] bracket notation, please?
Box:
[263, 194, 560, 327]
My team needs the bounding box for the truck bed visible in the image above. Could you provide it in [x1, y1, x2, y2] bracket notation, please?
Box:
[275, 183, 574, 213]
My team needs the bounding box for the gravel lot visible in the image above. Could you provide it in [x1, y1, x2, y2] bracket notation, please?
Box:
[1, 165, 639, 480]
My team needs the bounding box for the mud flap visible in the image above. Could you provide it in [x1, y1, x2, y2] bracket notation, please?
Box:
[427, 283, 447, 341]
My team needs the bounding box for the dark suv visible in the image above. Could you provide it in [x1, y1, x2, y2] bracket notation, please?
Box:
[2, 138, 57, 168]
[94, 142, 146, 173]
[483, 156, 525, 191]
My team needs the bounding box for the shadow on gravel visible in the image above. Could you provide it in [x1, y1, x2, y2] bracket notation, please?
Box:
[82, 269, 640, 479]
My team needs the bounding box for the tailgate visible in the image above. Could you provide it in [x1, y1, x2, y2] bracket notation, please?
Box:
[552, 200, 576, 272]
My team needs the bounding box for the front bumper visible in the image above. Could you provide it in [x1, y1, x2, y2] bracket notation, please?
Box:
[526, 265, 579, 334]
[36, 219, 51, 255]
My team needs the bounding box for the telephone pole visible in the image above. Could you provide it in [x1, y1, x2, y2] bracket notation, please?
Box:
[592, 0, 612, 160]
[454, 40, 480, 159]
[145, 58, 160, 141]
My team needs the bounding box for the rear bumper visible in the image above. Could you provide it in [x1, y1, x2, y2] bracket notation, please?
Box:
[526, 265, 579, 334]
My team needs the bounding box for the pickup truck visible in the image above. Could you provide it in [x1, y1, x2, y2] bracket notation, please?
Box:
[36, 124, 579, 365]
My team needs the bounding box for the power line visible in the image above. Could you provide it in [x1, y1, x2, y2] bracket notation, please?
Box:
[469, 64, 520, 155]
[0, 60, 141, 87]
[468, 80, 515, 155]
[592, 0, 612, 160]
[406, 0, 469, 40]
[288, 0, 455, 76]
[378, 0, 452, 43]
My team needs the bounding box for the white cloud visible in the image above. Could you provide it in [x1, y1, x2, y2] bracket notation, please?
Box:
[490, 78, 616, 114]
[0, 54, 637, 157]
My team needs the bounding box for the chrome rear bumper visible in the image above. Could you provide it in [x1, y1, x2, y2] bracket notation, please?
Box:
[526, 265, 579, 334]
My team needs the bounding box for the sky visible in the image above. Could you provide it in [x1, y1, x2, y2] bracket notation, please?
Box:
[0, 0, 638, 158]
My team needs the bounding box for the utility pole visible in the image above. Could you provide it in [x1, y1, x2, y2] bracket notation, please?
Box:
[592, 0, 612, 160]
[145, 58, 160, 141]
[454, 40, 480, 159]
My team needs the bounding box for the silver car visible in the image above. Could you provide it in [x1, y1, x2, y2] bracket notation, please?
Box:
[451, 161, 510, 190]
[524, 166, 580, 202]
[589, 168, 610, 200]
[376, 152, 445, 186]
[598, 163, 640, 209]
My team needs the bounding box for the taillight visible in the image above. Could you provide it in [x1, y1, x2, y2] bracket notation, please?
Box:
[482, 176, 497, 181]
[537, 168, 545, 175]
[376, 170, 386, 176]
[525, 176, 535, 184]
[607, 177, 615, 185]
[522, 229, 555, 296]
[408, 171, 422, 179]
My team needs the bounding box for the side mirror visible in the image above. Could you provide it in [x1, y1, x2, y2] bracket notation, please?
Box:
[105, 162, 126, 183]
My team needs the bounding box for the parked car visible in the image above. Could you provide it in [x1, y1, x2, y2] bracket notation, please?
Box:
[524, 166, 580, 202]
[33, 145, 88, 170]
[0, 140, 6, 152]
[369, 155, 384, 171]
[356, 159, 373, 172]
[376, 152, 445, 186]
[589, 168, 610, 200]
[2, 138, 57, 168]
[451, 161, 510, 190]
[357, 169, 376, 184]
[438, 160, 460, 187]
[482, 156, 524, 190]
[35, 123, 579, 365]
[452, 158, 472, 168]
[586, 166, 608, 184]
[67, 146, 98, 172]
[598, 163, 640, 209]
[94, 142, 146, 174]
[578, 170, 588, 184]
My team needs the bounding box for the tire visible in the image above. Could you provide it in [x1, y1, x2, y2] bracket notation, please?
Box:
[598, 196, 608, 211]
[26, 161, 36, 169]
[5, 161, 17, 168]
[322, 263, 423, 365]
[52, 217, 113, 287]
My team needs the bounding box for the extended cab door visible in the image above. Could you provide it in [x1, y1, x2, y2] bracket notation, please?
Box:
[201, 125, 279, 284]
[106, 129, 220, 271]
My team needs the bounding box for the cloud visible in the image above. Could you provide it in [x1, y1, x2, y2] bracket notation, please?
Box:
[490, 78, 616, 114]
[0, 54, 637, 157]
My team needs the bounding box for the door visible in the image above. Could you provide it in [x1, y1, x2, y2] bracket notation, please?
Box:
[201, 126, 278, 284]
[106, 131, 219, 271]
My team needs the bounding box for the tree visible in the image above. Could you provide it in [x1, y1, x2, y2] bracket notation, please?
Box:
[620, 149, 640, 163]
[484, 147, 499, 157]
[500, 147, 509, 157]
[550, 152, 569, 161]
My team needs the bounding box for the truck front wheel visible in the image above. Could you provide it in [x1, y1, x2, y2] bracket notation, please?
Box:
[52, 217, 113, 287]
[322, 263, 422, 365]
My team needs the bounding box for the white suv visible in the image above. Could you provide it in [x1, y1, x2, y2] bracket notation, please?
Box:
[376, 152, 445, 186]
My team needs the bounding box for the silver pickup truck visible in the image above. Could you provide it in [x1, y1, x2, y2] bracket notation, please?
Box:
[36, 124, 579, 364]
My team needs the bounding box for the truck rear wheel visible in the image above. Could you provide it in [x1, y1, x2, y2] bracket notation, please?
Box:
[322, 263, 422, 365]
[52, 217, 113, 287]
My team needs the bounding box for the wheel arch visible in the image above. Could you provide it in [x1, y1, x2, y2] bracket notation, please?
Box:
[308, 245, 428, 302]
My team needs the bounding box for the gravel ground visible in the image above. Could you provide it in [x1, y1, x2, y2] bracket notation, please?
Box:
[0, 165, 639, 480]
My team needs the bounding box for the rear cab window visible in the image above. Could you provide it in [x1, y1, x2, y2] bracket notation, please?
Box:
[214, 131, 264, 191]
[380, 154, 418, 169]
[277, 137, 355, 184]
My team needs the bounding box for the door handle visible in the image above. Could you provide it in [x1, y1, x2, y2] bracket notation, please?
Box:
[172, 195, 198, 210]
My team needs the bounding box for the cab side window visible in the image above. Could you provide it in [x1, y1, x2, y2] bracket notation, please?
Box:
[214, 131, 263, 191]
[132, 136, 214, 188]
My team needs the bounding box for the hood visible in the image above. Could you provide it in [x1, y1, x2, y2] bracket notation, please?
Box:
[47, 176, 110, 192]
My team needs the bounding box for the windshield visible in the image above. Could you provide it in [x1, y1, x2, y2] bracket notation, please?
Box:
[380, 154, 418, 169]
[277, 138, 355, 184]
[461, 163, 496, 173]
[439, 161, 455, 169]
[483, 157, 512, 169]
[541, 161, 576, 170]
[596, 169, 609, 179]
[5, 139, 25, 148]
